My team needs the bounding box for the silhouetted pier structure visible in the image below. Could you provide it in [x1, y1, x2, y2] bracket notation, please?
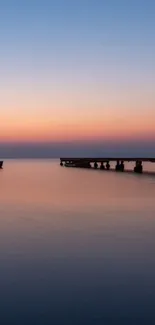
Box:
[0, 161, 3, 169]
[60, 158, 155, 174]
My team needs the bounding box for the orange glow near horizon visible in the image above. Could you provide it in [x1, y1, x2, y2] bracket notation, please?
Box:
[1, 82, 155, 143]
[1, 111, 155, 143]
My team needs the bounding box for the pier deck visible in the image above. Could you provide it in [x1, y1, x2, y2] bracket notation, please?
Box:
[60, 158, 155, 163]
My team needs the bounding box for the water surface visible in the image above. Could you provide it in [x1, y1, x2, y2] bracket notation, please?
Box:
[0, 159, 155, 325]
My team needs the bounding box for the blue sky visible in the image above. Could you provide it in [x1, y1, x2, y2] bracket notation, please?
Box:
[0, 0, 155, 156]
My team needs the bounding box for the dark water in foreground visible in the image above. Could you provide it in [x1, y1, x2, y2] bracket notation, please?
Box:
[0, 159, 155, 325]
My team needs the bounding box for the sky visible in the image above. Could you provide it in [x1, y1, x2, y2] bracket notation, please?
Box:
[0, 0, 155, 156]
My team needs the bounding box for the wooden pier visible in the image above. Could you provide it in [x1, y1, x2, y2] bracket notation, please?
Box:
[60, 158, 155, 173]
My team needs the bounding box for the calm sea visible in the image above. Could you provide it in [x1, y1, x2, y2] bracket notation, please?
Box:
[0, 159, 155, 325]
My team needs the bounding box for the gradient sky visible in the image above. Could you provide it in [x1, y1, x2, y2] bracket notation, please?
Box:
[0, 0, 155, 149]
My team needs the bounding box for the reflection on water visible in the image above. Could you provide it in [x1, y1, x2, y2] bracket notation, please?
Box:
[0, 159, 155, 324]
